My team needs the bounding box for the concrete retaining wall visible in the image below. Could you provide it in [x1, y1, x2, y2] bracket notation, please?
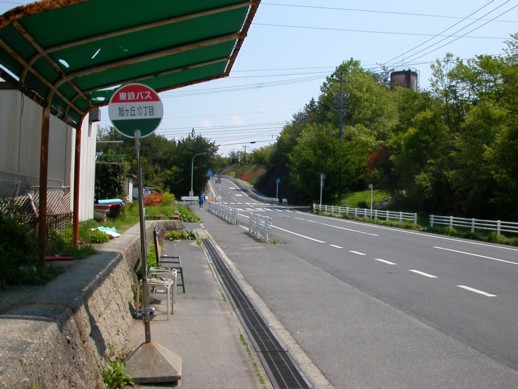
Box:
[0, 220, 182, 388]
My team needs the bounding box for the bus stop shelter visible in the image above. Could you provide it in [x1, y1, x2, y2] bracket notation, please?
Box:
[0, 0, 260, 257]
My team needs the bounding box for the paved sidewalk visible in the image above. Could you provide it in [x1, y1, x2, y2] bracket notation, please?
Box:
[127, 232, 269, 389]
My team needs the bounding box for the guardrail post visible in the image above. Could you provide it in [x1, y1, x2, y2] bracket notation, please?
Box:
[255, 215, 260, 238]
[264, 217, 271, 242]
[497, 220, 501, 237]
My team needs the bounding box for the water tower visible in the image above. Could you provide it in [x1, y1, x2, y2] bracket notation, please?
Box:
[390, 69, 418, 91]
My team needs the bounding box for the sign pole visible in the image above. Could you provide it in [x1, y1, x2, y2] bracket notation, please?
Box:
[110, 84, 181, 384]
[135, 130, 152, 343]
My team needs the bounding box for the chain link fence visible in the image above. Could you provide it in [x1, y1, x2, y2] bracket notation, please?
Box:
[0, 179, 72, 236]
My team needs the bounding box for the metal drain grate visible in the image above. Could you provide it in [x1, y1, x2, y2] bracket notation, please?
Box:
[203, 239, 312, 389]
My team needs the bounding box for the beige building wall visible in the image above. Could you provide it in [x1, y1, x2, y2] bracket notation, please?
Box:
[0, 84, 98, 221]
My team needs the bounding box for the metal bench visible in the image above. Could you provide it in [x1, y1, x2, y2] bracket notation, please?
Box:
[153, 224, 185, 293]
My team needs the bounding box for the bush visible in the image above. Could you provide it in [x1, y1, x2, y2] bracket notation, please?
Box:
[102, 344, 134, 389]
[102, 361, 134, 389]
[165, 229, 198, 241]
[0, 199, 62, 286]
[47, 229, 96, 258]
[147, 243, 158, 268]
[161, 192, 176, 206]
[176, 206, 200, 222]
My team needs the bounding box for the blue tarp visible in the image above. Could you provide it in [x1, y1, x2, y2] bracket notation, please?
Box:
[98, 199, 124, 205]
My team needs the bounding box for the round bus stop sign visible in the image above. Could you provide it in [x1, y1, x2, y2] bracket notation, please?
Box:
[108, 83, 163, 138]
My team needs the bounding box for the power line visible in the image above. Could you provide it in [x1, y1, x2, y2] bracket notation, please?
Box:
[161, 74, 327, 98]
[254, 22, 506, 40]
[159, 121, 285, 132]
[383, 0, 500, 65]
[262, 2, 518, 24]
[400, 2, 517, 65]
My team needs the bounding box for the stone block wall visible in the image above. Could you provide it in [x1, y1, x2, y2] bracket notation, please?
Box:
[0, 220, 182, 388]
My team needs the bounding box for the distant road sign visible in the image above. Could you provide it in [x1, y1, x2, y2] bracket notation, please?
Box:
[108, 83, 163, 138]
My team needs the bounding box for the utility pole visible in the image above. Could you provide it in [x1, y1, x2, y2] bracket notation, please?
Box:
[338, 71, 344, 140]
[333, 70, 347, 196]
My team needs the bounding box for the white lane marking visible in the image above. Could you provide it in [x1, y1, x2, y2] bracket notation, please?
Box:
[434, 246, 518, 266]
[457, 285, 497, 297]
[271, 225, 326, 243]
[301, 212, 518, 253]
[409, 269, 437, 278]
[330, 244, 343, 249]
[375, 258, 397, 265]
[305, 219, 378, 237]
[350, 250, 367, 256]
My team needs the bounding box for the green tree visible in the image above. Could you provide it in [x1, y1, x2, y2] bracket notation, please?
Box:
[288, 123, 374, 202]
[389, 108, 452, 212]
[289, 124, 339, 201]
[168, 129, 218, 196]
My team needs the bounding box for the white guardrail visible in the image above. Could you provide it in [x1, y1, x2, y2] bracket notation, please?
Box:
[430, 215, 518, 237]
[227, 177, 279, 205]
[313, 204, 418, 224]
[208, 203, 238, 225]
[249, 212, 271, 242]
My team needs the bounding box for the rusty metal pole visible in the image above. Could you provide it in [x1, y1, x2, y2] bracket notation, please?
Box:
[38, 106, 50, 262]
[72, 126, 81, 246]
[135, 130, 151, 343]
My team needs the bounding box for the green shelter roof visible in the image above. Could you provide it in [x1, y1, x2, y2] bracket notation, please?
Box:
[0, 0, 260, 128]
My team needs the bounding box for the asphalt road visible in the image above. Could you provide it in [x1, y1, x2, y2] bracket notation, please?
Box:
[207, 177, 518, 388]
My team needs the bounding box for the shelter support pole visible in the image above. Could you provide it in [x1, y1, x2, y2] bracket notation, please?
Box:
[135, 131, 151, 343]
[72, 126, 81, 246]
[38, 106, 50, 261]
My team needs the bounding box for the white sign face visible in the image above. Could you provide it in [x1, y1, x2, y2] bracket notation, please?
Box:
[108, 83, 163, 138]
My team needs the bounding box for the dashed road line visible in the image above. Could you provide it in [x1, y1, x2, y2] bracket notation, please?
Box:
[350, 250, 367, 256]
[409, 269, 437, 278]
[434, 246, 518, 266]
[375, 258, 397, 265]
[270, 225, 326, 243]
[305, 219, 379, 237]
[330, 244, 343, 249]
[457, 285, 497, 297]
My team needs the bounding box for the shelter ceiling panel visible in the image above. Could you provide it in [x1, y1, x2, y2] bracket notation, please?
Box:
[0, 0, 259, 127]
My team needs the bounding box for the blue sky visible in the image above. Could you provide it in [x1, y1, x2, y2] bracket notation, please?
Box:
[2, 0, 517, 155]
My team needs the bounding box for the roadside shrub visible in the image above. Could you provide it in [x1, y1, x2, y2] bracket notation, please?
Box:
[102, 344, 134, 389]
[176, 206, 200, 222]
[46, 229, 96, 258]
[161, 192, 175, 206]
[147, 243, 158, 268]
[89, 229, 111, 244]
[144, 192, 162, 206]
[0, 199, 62, 286]
[165, 229, 198, 241]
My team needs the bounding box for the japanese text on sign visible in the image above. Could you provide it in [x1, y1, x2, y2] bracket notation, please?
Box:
[118, 91, 153, 101]
[117, 105, 156, 118]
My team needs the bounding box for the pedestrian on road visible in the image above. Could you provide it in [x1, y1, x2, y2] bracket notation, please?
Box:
[199, 192, 205, 209]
